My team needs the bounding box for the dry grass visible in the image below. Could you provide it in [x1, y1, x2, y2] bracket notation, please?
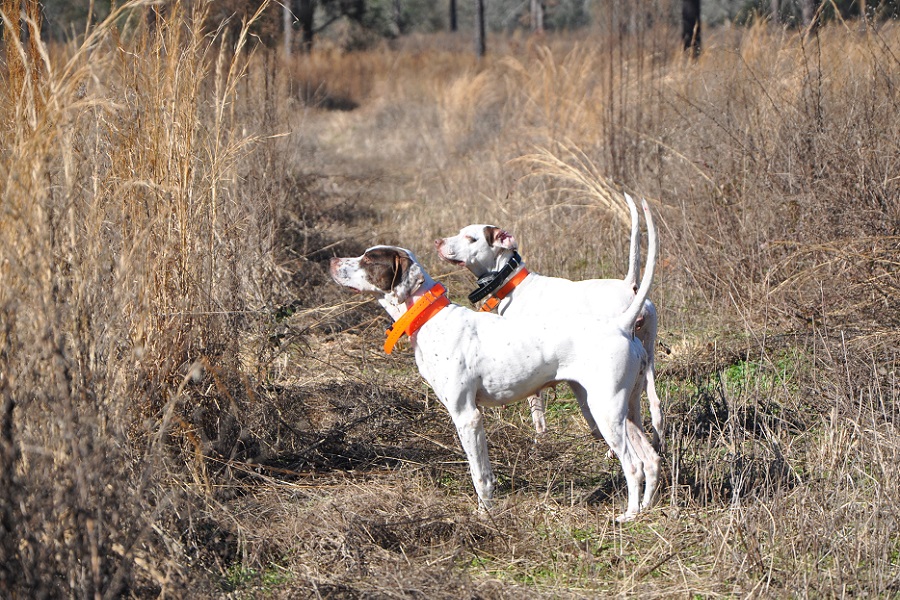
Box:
[1, 3, 899, 597]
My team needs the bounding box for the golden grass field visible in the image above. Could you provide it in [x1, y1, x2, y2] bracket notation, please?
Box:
[1, 1, 898, 597]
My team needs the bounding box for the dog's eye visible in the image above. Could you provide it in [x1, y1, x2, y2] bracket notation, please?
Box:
[465, 236, 476, 243]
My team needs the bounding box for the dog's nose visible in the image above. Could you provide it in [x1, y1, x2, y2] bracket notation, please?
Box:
[329, 257, 340, 273]
[434, 239, 443, 249]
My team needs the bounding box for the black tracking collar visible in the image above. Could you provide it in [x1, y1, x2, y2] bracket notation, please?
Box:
[467, 252, 523, 304]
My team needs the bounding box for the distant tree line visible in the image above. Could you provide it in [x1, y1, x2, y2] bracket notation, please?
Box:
[9, 0, 899, 52]
[709, 0, 899, 26]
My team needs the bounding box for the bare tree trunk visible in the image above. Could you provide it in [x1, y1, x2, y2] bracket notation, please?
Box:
[283, 2, 292, 58]
[531, 0, 543, 33]
[801, 0, 819, 30]
[296, 0, 315, 53]
[449, 0, 457, 32]
[681, 0, 701, 57]
[474, 0, 485, 57]
[770, 0, 780, 24]
[0, 395, 20, 600]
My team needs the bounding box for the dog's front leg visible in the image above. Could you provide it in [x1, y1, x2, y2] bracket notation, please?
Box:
[449, 402, 495, 510]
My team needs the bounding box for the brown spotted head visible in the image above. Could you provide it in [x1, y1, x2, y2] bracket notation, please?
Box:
[330, 245, 426, 304]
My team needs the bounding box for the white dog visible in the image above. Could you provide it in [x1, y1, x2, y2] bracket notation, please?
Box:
[329, 201, 660, 521]
[434, 193, 664, 451]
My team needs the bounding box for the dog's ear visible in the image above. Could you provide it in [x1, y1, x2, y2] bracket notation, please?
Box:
[388, 250, 424, 304]
[484, 226, 517, 250]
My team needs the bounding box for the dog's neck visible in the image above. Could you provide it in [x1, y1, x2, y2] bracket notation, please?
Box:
[491, 249, 518, 274]
[469, 248, 518, 278]
[378, 274, 439, 322]
[468, 251, 526, 305]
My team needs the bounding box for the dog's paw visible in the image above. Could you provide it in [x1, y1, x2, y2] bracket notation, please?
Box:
[615, 511, 637, 523]
[477, 497, 494, 512]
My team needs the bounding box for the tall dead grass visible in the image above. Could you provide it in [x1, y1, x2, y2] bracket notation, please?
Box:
[0, 0, 310, 595]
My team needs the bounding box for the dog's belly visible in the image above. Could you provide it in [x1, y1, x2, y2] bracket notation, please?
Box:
[475, 370, 561, 407]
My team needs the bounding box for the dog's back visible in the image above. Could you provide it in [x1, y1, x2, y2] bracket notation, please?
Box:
[412, 304, 631, 407]
[497, 273, 636, 320]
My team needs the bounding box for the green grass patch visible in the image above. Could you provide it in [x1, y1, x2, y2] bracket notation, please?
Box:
[221, 561, 293, 597]
[722, 348, 807, 395]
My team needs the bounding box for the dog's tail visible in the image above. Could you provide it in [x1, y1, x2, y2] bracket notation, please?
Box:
[623, 192, 641, 293]
[617, 198, 656, 333]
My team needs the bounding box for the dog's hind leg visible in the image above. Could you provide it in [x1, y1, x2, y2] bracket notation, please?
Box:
[645, 364, 665, 453]
[611, 429, 645, 522]
[627, 419, 660, 511]
[637, 302, 665, 453]
[578, 379, 645, 521]
[624, 380, 661, 511]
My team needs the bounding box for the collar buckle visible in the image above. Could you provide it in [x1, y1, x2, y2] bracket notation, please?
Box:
[384, 283, 450, 354]
[478, 267, 529, 312]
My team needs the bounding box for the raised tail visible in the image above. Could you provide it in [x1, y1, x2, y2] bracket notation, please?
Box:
[617, 198, 657, 333]
[623, 192, 641, 292]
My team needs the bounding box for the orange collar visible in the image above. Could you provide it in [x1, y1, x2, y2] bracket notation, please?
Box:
[479, 268, 529, 312]
[384, 283, 450, 354]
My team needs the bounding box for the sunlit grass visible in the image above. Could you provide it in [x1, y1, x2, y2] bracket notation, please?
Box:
[2, 4, 898, 597]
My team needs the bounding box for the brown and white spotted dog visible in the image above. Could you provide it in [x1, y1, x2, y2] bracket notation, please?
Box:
[329, 200, 662, 522]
